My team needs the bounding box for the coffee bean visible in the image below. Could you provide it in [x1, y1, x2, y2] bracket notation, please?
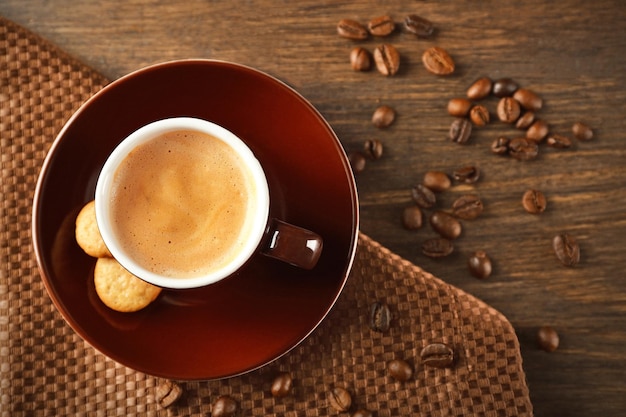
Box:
[449, 118, 472, 144]
[452, 166, 480, 184]
[387, 359, 413, 382]
[363, 139, 383, 159]
[328, 387, 352, 412]
[522, 189, 547, 214]
[271, 372, 293, 398]
[513, 88, 543, 111]
[491, 136, 510, 155]
[404, 14, 435, 38]
[350, 47, 371, 71]
[337, 19, 369, 40]
[468, 250, 492, 279]
[373, 44, 400, 76]
[515, 111, 535, 129]
[155, 380, 183, 408]
[572, 121, 593, 141]
[546, 133, 572, 148]
[496, 97, 521, 124]
[411, 184, 437, 209]
[508, 137, 539, 160]
[526, 119, 549, 142]
[553, 233, 580, 266]
[420, 343, 455, 368]
[466, 77, 493, 100]
[349, 152, 366, 174]
[368, 15, 395, 36]
[469, 104, 490, 126]
[537, 326, 560, 352]
[422, 46, 455, 75]
[369, 301, 391, 332]
[372, 105, 396, 128]
[447, 98, 472, 117]
[430, 210, 462, 239]
[212, 395, 238, 417]
[352, 410, 374, 417]
[423, 171, 451, 192]
[451, 194, 483, 220]
[492, 78, 518, 97]
[402, 205, 423, 230]
[422, 238, 453, 258]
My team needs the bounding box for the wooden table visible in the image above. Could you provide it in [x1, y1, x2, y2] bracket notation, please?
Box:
[3, 1, 625, 415]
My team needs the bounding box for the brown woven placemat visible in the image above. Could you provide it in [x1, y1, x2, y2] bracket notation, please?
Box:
[0, 16, 532, 416]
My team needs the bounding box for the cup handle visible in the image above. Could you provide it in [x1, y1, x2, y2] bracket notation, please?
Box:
[261, 219, 323, 270]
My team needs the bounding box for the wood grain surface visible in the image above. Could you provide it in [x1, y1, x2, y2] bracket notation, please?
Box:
[3, 1, 625, 416]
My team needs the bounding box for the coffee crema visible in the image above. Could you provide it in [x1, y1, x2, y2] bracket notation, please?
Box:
[109, 129, 258, 279]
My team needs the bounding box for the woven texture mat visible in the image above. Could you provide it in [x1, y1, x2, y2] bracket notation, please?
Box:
[0, 16, 532, 416]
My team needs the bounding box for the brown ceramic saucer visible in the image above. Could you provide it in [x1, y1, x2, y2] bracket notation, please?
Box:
[32, 60, 359, 380]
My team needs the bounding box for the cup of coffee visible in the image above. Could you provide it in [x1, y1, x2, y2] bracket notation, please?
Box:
[95, 117, 323, 289]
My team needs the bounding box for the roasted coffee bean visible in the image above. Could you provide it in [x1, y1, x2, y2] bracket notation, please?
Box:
[553, 233, 580, 266]
[468, 250, 492, 279]
[372, 105, 396, 128]
[155, 380, 183, 408]
[373, 44, 400, 76]
[402, 205, 423, 230]
[452, 194, 483, 220]
[420, 343, 455, 368]
[404, 14, 435, 38]
[422, 46, 455, 75]
[212, 395, 238, 417]
[466, 77, 493, 100]
[449, 118, 472, 144]
[572, 121, 593, 141]
[387, 359, 413, 382]
[363, 139, 383, 159]
[271, 372, 293, 398]
[513, 88, 543, 111]
[469, 104, 490, 126]
[430, 210, 462, 239]
[350, 47, 371, 71]
[368, 15, 395, 36]
[491, 136, 510, 155]
[452, 166, 480, 184]
[537, 326, 560, 352]
[349, 152, 366, 174]
[522, 189, 547, 214]
[447, 98, 472, 117]
[496, 97, 521, 124]
[352, 410, 374, 417]
[492, 78, 518, 97]
[411, 184, 437, 208]
[526, 119, 549, 142]
[423, 171, 451, 192]
[422, 238, 453, 258]
[516, 111, 535, 129]
[369, 301, 391, 332]
[337, 19, 369, 40]
[328, 387, 352, 412]
[546, 133, 572, 148]
[508, 137, 539, 160]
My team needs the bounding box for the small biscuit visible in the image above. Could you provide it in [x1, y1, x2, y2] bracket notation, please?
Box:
[94, 257, 162, 312]
[75, 200, 112, 258]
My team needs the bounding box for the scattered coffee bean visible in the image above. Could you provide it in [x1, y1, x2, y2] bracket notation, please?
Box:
[508, 137, 539, 161]
[491, 136, 510, 155]
[155, 380, 183, 408]
[470, 104, 490, 126]
[546, 133, 572, 148]
[369, 301, 391, 332]
[452, 165, 480, 184]
[271, 372, 293, 398]
[337, 19, 369, 40]
[492, 78, 518, 97]
[350, 47, 371, 71]
[352, 410, 374, 417]
[328, 387, 352, 412]
[422, 46, 455, 75]
[449, 118, 472, 144]
[423, 171, 451, 192]
[496, 97, 521, 124]
[422, 237, 454, 258]
[363, 139, 383, 159]
[553, 233, 580, 266]
[513, 88, 543, 111]
[387, 359, 413, 382]
[404, 14, 435, 38]
[447, 98, 472, 117]
[572, 121, 593, 141]
[402, 205, 423, 230]
[368, 15, 395, 36]
[373, 44, 400, 76]
[452, 194, 483, 220]
[526, 119, 549, 142]
[468, 250, 492, 279]
[372, 105, 396, 128]
[515, 111, 535, 129]
[411, 183, 437, 208]
[349, 152, 366, 174]
[420, 343, 455, 368]
[430, 210, 462, 239]
[466, 77, 493, 100]
[522, 189, 547, 214]
[212, 395, 238, 417]
[537, 325, 560, 352]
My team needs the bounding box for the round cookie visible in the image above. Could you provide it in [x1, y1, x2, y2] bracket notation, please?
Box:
[94, 257, 162, 312]
[75, 200, 112, 258]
